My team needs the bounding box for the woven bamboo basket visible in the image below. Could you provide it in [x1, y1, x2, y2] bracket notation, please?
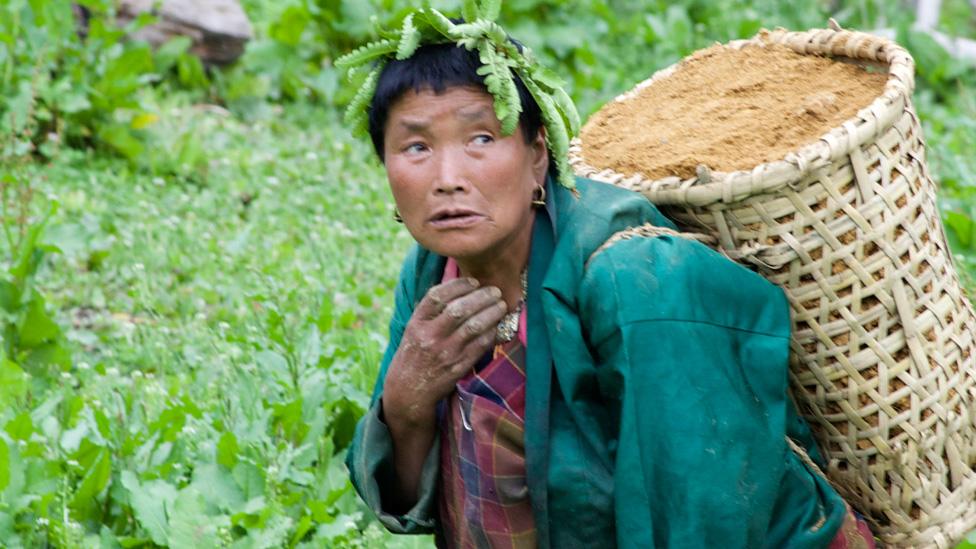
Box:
[570, 24, 976, 547]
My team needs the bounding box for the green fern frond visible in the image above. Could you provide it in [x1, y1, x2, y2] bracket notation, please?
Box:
[396, 14, 422, 60]
[481, 0, 502, 21]
[476, 42, 520, 135]
[422, 7, 459, 38]
[461, 0, 478, 22]
[454, 20, 507, 45]
[482, 20, 509, 44]
[458, 36, 480, 50]
[551, 86, 580, 136]
[344, 64, 383, 135]
[523, 76, 574, 190]
[335, 39, 398, 70]
[529, 65, 563, 89]
[451, 22, 478, 38]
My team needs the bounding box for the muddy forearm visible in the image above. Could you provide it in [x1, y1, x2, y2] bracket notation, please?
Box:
[382, 395, 437, 513]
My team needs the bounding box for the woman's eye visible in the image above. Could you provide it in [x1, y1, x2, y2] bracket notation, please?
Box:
[472, 134, 494, 145]
[404, 142, 427, 154]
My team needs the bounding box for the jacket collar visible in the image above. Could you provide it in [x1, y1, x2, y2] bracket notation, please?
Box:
[523, 174, 558, 547]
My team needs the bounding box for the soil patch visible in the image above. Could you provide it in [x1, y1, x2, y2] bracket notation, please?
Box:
[579, 42, 889, 180]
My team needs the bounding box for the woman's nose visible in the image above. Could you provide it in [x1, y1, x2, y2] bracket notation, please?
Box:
[433, 150, 470, 194]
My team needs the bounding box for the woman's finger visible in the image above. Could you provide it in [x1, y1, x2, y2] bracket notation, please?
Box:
[439, 286, 503, 326]
[414, 277, 480, 320]
[455, 298, 507, 342]
[450, 330, 499, 377]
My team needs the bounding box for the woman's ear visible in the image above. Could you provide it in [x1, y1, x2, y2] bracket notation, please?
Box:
[531, 127, 549, 184]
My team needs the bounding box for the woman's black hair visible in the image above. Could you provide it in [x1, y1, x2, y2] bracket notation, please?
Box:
[366, 41, 545, 163]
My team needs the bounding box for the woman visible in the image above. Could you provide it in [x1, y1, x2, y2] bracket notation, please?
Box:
[343, 8, 874, 548]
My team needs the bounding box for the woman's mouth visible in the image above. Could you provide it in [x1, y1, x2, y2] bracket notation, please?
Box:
[428, 209, 486, 229]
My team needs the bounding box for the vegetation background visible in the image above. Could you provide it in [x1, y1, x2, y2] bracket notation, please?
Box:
[0, 0, 973, 546]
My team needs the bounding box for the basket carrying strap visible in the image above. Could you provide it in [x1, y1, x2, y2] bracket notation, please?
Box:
[588, 222, 794, 273]
[786, 436, 830, 482]
[586, 224, 719, 267]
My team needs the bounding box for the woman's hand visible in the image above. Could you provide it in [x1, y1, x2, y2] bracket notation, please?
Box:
[380, 277, 507, 511]
[383, 277, 507, 426]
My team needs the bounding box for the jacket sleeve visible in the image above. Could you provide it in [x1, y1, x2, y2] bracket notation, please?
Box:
[578, 234, 847, 549]
[345, 247, 440, 534]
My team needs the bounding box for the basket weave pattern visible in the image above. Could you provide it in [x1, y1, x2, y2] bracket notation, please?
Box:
[570, 27, 976, 547]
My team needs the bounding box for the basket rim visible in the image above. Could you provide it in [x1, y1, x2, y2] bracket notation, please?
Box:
[569, 24, 917, 208]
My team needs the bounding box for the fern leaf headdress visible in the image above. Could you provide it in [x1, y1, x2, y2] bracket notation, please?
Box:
[335, 1, 581, 191]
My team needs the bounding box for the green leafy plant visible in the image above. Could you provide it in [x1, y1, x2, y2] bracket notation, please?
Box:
[0, 0, 214, 164]
[0, 179, 67, 388]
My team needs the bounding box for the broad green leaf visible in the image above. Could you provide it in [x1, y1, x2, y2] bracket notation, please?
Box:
[235, 514, 292, 549]
[121, 471, 177, 546]
[0, 280, 19, 314]
[4, 412, 33, 440]
[298, 324, 321, 367]
[18, 294, 60, 347]
[192, 463, 244, 512]
[270, 5, 309, 47]
[0, 511, 13, 542]
[273, 398, 305, 441]
[289, 514, 314, 547]
[22, 341, 72, 371]
[168, 487, 227, 547]
[97, 124, 145, 161]
[313, 514, 358, 542]
[217, 431, 239, 468]
[101, 44, 154, 94]
[7, 80, 33, 134]
[58, 90, 92, 114]
[70, 447, 112, 516]
[0, 437, 9, 490]
[945, 210, 975, 249]
[232, 462, 266, 501]
[0, 359, 28, 404]
[30, 394, 63, 425]
[0, 434, 24, 498]
[97, 526, 124, 548]
[60, 420, 89, 454]
[176, 52, 209, 89]
[256, 349, 290, 387]
[154, 35, 192, 74]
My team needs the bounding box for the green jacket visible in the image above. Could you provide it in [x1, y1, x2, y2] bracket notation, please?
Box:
[347, 176, 847, 548]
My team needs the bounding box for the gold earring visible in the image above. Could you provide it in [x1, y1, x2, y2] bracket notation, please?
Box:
[393, 208, 403, 223]
[531, 184, 546, 207]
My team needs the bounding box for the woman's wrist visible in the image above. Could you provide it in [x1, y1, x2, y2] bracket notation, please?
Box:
[382, 390, 436, 432]
[381, 392, 438, 513]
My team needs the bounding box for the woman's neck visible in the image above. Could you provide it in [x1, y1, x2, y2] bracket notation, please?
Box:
[455, 217, 534, 311]
[458, 260, 524, 311]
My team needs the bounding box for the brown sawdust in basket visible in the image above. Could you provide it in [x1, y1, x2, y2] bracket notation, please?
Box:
[580, 42, 889, 180]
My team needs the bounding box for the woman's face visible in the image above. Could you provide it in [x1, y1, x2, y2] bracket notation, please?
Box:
[383, 86, 548, 265]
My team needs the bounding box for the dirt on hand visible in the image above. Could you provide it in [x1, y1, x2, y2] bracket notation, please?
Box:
[579, 41, 889, 180]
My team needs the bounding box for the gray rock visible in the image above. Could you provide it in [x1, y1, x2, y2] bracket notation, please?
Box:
[117, 0, 253, 65]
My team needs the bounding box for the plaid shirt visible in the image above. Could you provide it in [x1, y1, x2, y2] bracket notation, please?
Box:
[436, 258, 535, 548]
[437, 336, 535, 549]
